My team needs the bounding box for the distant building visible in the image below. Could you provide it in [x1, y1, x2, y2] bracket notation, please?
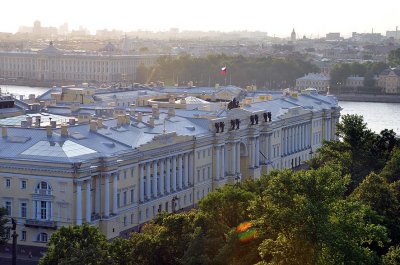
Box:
[377, 68, 400, 94]
[291, 28, 296, 42]
[296, 73, 330, 92]
[345, 76, 364, 88]
[386, 27, 400, 40]
[326, 32, 341, 41]
[0, 42, 162, 83]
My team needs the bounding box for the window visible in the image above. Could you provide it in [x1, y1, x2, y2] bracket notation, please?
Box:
[145, 208, 149, 218]
[21, 231, 26, 241]
[5, 179, 11, 189]
[197, 170, 200, 183]
[20, 202, 27, 218]
[131, 168, 134, 178]
[40, 201, 47, 219]
[124, 170, 127, 179]
[208, 149, 211, 156]
[117, 193, 120, 208]
[202, 168, 205, 181]
[123, 191, 127, 206]
[207, 167, 211, 179]
[5, 201, 12, 215]
[123, 216, 127, 226]
[139, 211, 142, 221]
[37, 233, 48, 243]
[21, 180, 27, 190]
[203, 150, 205, 158]
[130, 189, 134, 203]
[130, 213, 134, 224]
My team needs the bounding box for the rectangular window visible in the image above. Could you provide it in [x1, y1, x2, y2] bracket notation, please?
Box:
[130, 189, 134, 203]
[131, 213, 134, 224]
[124, 216, 127, 226]
[117, 193, 120, 207]
[197, 170, 200, 183]
[123, 191, 127, 206]
[21, 180, 27, 190]
[124, 170, 127, 179]
[202, 168, 205, 181]
[5, 201, 12, 215]
[20, 202, 27, 218]
[5, 179, 11, 189]
[207, 167, 211, 179]
[21, 231, 26, 241]
[40, 201, 47, 220]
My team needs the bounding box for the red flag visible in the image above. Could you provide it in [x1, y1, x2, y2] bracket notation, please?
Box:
[219, 66, 227, 75]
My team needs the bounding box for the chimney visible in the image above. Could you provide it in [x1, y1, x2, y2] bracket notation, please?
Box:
[97, 118, 103, 128]
[2, 127, 7, 138]
[149, 116, 155, 127]
[117, 115, 124, 127]
[61, 124, 68, 137]
[69, 118, 76, 125]
[46, 125, 52, 137]
[50, 120, 57, 128]
[168, 106, 175, 117]
[21, 120, 28, 128]
[125, 114, 131, 125]
[152, 104, 159, 119]
[169, 95, 175, 104]
[137, 112, 143, 122]
[26, 116, 33, 127]
[90, 120, 98, 132]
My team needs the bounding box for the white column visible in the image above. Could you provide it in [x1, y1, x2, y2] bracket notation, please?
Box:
[153, 161, 158, 197]
[189, 153, 194, 185]
[112, 174, 118, 215]
[251, 139, 256, 168]
[221, 146, 225, 179]
[300, 125, 304, 150]
[184, 153, 189, 187]
[166, 158, 171, 193]
[146, 162, 151, 200]
[172, 156, 177, 191]
[139, 164, 144, 202]
[160, 159, 165, 195]
[178, 155, 183, 189]
[231, 142, 236, 174]
[255, 137, 260, 167]
[95, 175, 100, 214]
[86, 180, 91, 223]
[104, 175, 110, 217]
[236, 142, 241, 174]
[291, 127, 295, 153]
[268, 133, 273, 161]
[76, 181, 82, 225]
[284, 129, 288, 155]
[264, 135, 268, 163]
[215, 146, 220, 180]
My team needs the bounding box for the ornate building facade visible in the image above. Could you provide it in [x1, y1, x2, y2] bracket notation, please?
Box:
[0, 42, 160, 83]
[0, 89, 340, 256]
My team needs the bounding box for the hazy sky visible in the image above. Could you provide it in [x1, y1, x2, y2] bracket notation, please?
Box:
[1, 0, 399, 37]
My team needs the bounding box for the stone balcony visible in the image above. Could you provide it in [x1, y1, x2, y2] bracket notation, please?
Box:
[25, 219, 57, 229]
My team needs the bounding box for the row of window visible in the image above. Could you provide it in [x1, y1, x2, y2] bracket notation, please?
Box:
[3, 200, 50, 220]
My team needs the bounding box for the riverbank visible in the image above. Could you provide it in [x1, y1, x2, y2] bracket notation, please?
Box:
[336, 93, 400, 103]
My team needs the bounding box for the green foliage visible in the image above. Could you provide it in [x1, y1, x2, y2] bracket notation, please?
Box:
[383, 245, 400, 265]
[381, 148, 400, 183]
[153, 54, 318, 87]
[135, 63, 148, 84]
[388, 48, 400, 67]
[0, 207, 9, 245]
[39, 223, 110, 265]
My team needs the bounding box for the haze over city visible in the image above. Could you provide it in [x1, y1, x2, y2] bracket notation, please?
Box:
[1, 0, 400, 37]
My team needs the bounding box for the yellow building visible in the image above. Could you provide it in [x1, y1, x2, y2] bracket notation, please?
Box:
[0, 90, 340, 257]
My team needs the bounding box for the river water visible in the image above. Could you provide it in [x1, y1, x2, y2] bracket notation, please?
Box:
[1, 86, 400, 135]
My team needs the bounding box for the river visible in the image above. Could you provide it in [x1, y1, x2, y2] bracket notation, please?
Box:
[1, 86, 399, 135]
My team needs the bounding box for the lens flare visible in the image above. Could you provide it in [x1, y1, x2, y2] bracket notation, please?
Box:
[236, 221, 257, 243]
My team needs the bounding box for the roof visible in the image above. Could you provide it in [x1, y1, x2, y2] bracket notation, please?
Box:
[297, 73, 330, 81]
[379, 68, 400, 77]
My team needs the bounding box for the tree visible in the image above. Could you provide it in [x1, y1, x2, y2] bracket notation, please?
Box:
[39, 223, 110, 265]
[249, 167, 387, 265]
[0, 207, 9, 246]
[352, 173, 400, 246]
[381, 148, 400, 183]
[135, 63, 148, 84]
[383, 245, 400, 265]
[388, 48, 400, 67]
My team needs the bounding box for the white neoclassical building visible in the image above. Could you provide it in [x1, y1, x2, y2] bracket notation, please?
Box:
[0, 89, 340, 256]
[0, 42, 160, 83]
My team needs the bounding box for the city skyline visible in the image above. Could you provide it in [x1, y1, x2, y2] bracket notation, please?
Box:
[0, 0, 399, 37]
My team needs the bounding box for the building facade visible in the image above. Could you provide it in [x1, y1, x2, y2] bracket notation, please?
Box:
[0, 90, 340, 256]
[377, 68, 400, 94]
[0, 42, 160, 83]
[296, 73, 330, 92]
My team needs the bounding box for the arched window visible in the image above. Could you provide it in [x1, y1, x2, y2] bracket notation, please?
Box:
[37, 233, 48, 243]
